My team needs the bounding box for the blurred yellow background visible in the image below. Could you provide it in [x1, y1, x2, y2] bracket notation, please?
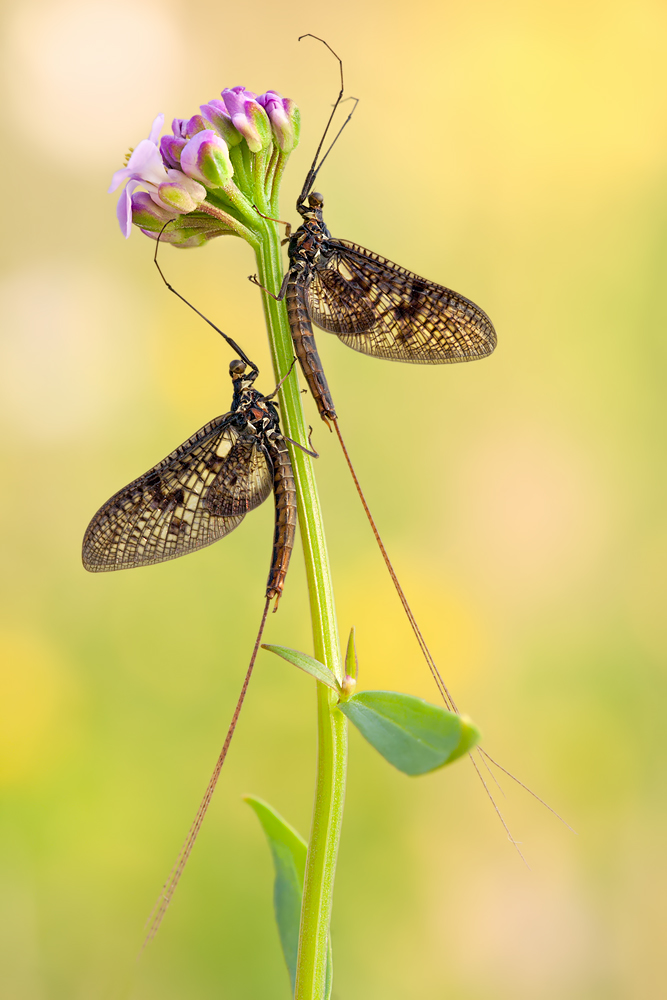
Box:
[1, 0, 665, 997]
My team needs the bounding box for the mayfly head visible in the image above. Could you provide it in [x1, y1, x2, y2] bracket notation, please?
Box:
[229, 358, 258, 390]
[297, 190, 325, 222]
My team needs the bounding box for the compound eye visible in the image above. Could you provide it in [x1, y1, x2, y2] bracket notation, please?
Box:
[229, 359, 247, 376]
[308, 192, 324, 209]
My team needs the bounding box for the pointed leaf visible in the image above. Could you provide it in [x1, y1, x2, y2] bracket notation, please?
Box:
[338, 690, 480, 775]
[244, 796, 307, 992]
[245, 796, 334, 995]
[345, 627, 358, 679]
[262, 644, 340, 692]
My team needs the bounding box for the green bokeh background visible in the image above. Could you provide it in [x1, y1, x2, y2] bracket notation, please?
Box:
[1, 0, 665, 997]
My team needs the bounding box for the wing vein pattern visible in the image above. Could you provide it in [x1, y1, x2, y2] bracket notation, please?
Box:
[82, 415, 274, 572]
[306, 239, 497, 363]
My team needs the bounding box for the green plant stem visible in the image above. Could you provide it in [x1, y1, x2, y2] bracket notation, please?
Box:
[253, 221, 347, 1000]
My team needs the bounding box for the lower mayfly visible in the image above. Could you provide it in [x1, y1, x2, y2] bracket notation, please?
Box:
[82, 332, 303, 941]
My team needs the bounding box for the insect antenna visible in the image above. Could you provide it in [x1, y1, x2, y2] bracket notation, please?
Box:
[141, 595, 272, 950]
[153, 221, 258, 373]
[307, 97, 359, 193]
[297, 35, 358, 206]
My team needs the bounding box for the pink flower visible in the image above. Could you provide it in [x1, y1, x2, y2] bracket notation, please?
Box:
[109, 114, 206, 237]
[109, 114, 170, 237]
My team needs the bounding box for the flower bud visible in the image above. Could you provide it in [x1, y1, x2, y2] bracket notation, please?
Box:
[340, 674, 357, 699]
[139, 212, 231, 248]
[130, 190, 179, 231]
[184, 114, 209, 138]
[160, 134, 186, 168]
[180, 130, 233, 188]
[139, 226, 207, 249]
[157, 169, 206, 212]
[171, 118, 188, 138]
[257, 92, 301, 152]
[200, 100, 243, 147]
[222, 86, 272, 152]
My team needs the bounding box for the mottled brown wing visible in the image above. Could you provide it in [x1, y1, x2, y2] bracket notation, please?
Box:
[306, 239, 497, 362]
[82, 416, 273, 572]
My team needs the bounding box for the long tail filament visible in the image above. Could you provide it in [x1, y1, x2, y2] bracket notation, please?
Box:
[141, 595, 272, 949]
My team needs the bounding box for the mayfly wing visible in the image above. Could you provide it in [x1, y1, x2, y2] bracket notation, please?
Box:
[82, 417, 273, 573]
[308, 239, 497, 362]
[283, 192, 497, 421]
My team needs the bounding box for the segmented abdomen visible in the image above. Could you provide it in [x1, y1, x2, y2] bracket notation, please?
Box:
[286, 279, 337, 420]
[265, 434, 297, 598]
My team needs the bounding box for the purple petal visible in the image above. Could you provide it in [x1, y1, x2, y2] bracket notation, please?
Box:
[200, 101, 243, 146]
[221, 87, 260, 121]
[147, 113, 164, 145]
[257, 90, 282, 109]
[116, 179, 138, 238]
[204, 98, 228, 115]
[200, 100, 230, 127]
[108, 139, 166, 192]
[160, 135, 186, 168]
[184, 114, 209, 138]
[226, 85, 257, 99]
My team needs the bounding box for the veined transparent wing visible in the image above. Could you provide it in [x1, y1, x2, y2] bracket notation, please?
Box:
[82, 416, 273, 572]
[307, 239, 497, 362]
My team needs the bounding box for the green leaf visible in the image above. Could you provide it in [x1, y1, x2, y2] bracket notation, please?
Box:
[244, 796, 333, 996]
[262, 644, 340, 692]
[244, 796, 306, 993]
[345, 627, 358, 679]
[338, 690, 480, 775]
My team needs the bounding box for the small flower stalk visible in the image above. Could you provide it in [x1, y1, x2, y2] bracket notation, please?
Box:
[109, 88, 301, 249]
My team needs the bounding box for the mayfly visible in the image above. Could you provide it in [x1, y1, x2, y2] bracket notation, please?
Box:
[251, 34, 497, 427]
[82, 324, 302, 939]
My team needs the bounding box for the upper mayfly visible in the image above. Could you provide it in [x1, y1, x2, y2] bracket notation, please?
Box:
[251, 34, 497, 423]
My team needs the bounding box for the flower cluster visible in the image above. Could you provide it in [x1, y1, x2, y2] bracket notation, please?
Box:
[109, 88, 300, 248]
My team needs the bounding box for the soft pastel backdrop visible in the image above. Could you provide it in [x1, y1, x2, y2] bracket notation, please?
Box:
[1, 1, 665, 997]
